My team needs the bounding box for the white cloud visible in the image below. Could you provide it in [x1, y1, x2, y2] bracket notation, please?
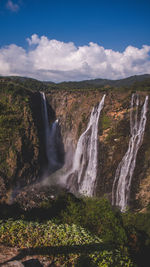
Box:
[6, 0, 19, 12]
[0, 34, 150, 82]
[26, 34, 40, 45]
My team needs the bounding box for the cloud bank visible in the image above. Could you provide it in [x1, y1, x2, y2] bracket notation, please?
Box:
[0, 34, 150, 82]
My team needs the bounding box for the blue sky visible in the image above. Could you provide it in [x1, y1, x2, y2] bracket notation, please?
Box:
[0, 0, 150, 81]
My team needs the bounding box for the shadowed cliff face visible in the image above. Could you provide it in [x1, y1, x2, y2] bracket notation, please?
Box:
[0, 82, 150, 210]
[0, 85, 46, 202]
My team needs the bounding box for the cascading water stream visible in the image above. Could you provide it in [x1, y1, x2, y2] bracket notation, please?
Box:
[112, 94, 149, 211]
[40, 92, 61, 173]
[67, 95, 105, 196]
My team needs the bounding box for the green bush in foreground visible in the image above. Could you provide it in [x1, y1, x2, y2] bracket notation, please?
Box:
[0, 219, 134, 266]
[60, 196, 127, 245]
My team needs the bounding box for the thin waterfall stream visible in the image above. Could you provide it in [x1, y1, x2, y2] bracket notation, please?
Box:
[40, 92, 62, 173]
[112, 94, 149, 211]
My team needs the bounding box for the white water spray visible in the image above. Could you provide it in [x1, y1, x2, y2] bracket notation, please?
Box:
[112, 94, 149, 211]
[67, 95, 105, 196]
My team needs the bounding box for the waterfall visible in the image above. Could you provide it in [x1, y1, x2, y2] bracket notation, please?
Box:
[112, 94, 149, 211]
[67, 95, 105, 196]
[40, 92, 62, 173]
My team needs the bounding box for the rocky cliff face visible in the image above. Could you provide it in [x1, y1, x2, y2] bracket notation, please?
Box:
[0, 83, 46, 202]
[46, 90, 150, 211]
[0, 81, 150, 211]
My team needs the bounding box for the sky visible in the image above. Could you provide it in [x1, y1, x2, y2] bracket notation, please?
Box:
[0, 0, 150, 82]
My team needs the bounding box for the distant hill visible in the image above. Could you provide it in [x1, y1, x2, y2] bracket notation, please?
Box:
[0, 76, 50, 91]
[1, 74, 150, 91]
[56, 74, 150, 90]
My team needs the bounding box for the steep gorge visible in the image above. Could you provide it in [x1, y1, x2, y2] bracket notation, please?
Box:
[0, 80, 150, 211]
[46, 89, 150, 211]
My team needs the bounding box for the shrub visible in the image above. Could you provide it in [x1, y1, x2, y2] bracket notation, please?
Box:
[101, 114, 111, 130]
[61, 197, 127, 246]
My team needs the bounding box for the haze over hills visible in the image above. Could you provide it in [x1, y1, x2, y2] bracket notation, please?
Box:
[57, 74, 150, 89]
[1, 74, 150, 91]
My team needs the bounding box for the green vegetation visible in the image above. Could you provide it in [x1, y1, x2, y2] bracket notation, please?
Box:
[0, 219, 102, 248]
[1, 74, 150, 92]
[101, 114, 111, 130]
[1, 195, 150, 266]
[131, 78, 150, 92]
[0, 219, 133, 266]
[0, 83, 30, 148]
[0, 197, 135, 266]
[0, 84, 27, 164]
[2, 194, 150, 266]
[0, 81, 41, 196]
[49, 74, 150, 91]
[60, 197, 126, 245]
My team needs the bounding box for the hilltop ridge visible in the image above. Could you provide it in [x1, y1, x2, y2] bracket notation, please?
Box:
[1, 74, 150, 91]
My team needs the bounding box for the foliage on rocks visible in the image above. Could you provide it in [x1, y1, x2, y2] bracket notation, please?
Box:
[0, 218, 133, 266]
